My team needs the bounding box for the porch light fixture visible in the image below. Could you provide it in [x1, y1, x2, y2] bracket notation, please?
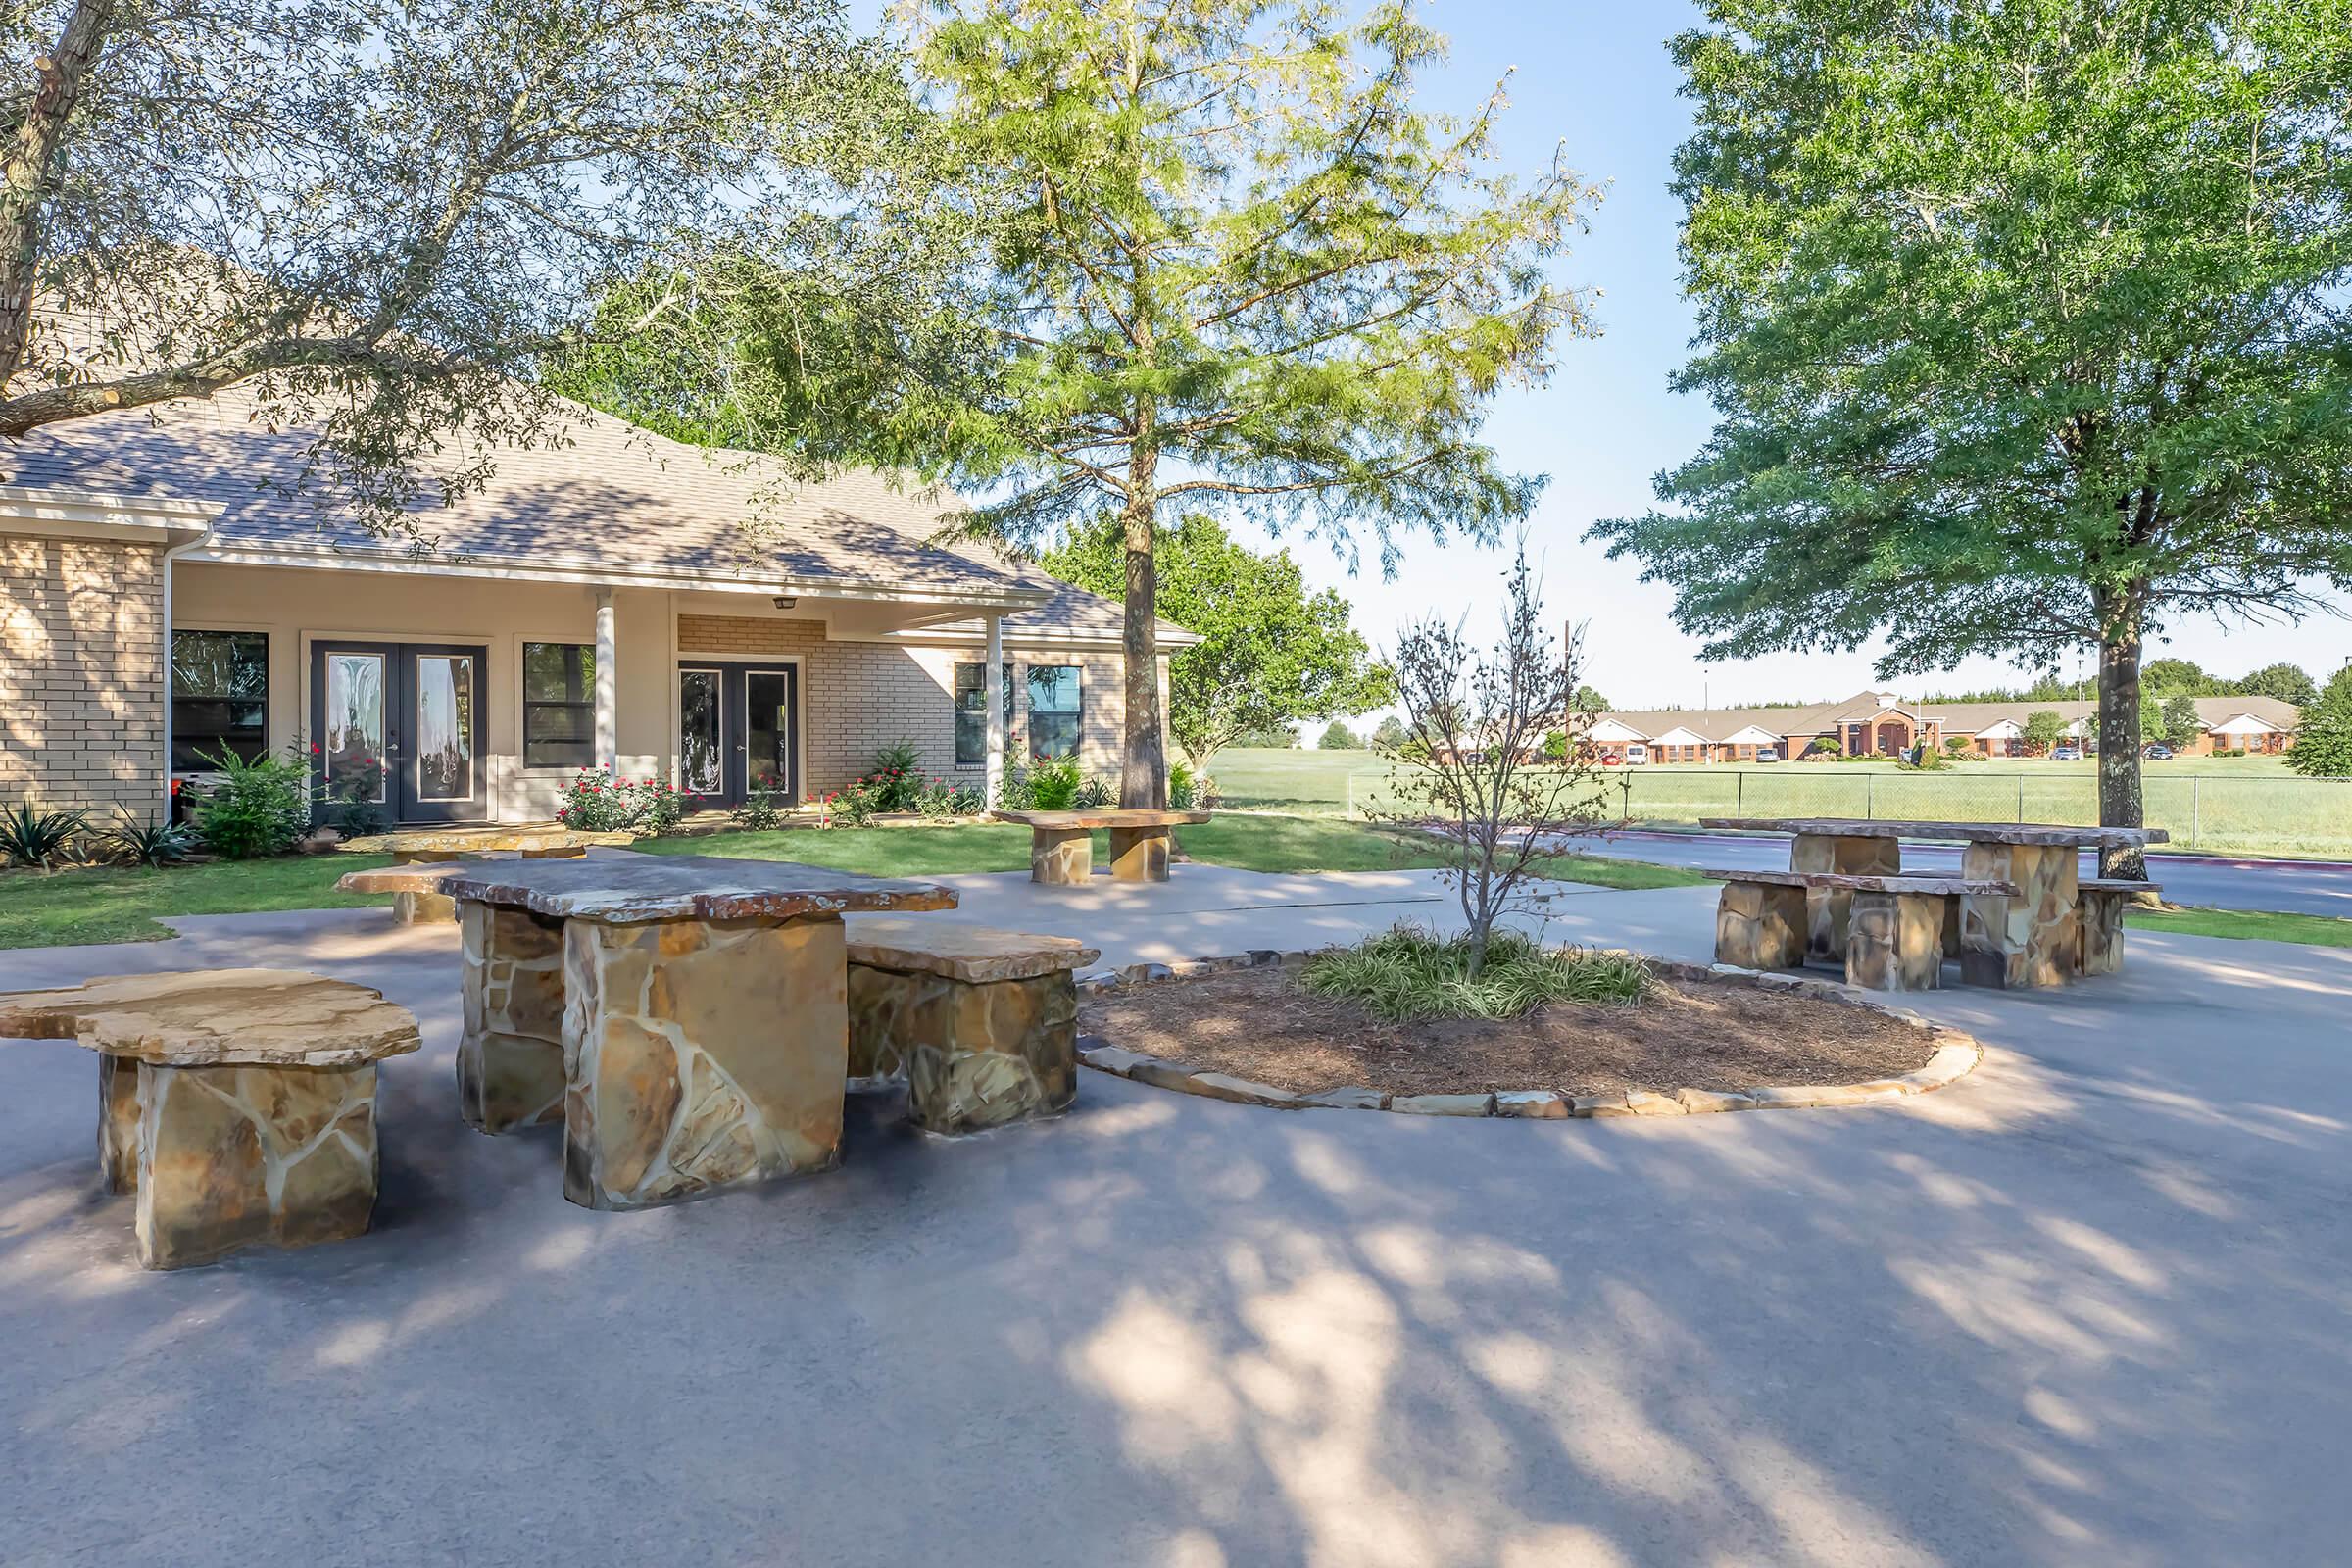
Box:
[772, 596, 797, 610]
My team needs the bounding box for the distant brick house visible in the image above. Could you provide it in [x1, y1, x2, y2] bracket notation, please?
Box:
[1587, 689, 2299, 763]
[0, 388, 1192, 824]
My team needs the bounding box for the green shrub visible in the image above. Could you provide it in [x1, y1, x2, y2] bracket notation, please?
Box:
[867, 740, 925, 810]
[825, 776, 880, 827]
[1169, 760, 1200, 809]
[732, 787, 789, 831]
[100, 807, 198, 867]
[1075, 774, 1114, 808]
[1027, 754, 1084, 810]
[913, 776, 985, 816]
[190, 744, 314, 858]
[1301, 924, 1654, 1022]
[0, 799, 89, 869]
[555, 769, 689, 834]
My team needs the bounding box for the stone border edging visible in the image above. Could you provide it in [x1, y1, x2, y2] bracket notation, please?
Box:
[1073, 952, 1983, 1119]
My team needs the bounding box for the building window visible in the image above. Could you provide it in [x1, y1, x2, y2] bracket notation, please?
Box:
[1026, 665, 1082, 760]
[522, 642, 596, 769]
[955, 662, 1013, 765]
[172, 630, 267, 770]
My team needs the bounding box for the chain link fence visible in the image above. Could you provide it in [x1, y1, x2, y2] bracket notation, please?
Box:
[1337, 766, 2352, 857]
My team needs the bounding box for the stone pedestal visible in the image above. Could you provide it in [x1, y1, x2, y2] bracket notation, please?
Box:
[458, 900, 569, 1132]
[1107, 827, 1171, 883]
[850, 967, 1079, 1134]
[1961, 842, 2079, 989]
[98, 1053, 141, 1193]
[392, 850, 462, 925]
[1031, 828, 1093, 885]
[560, 913, 848, 1210]
[131, 1061, 381, 1269]
[2079, 889, 2128, 976]
[1845, 891, 1946, 991]
[1791, 833, 1900, 962]
[1715, 881, 1806, 970]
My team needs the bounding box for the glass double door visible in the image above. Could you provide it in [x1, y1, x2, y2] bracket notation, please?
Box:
[311, 641, 488, 824]
[679, 663, 798, 808]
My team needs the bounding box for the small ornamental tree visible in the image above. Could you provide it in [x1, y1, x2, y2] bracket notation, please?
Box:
[2288, 669, 2352, 779]
[2023, 710, 2070, 756]
[1374, 548, 1605, 975]
[1317, 721, 1363, 751]
[2160, 694, 2204, 752]
[1372, 716, 1409, 751]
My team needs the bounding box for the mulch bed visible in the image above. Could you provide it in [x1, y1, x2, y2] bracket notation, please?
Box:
[1079, 965, 1935, 1098]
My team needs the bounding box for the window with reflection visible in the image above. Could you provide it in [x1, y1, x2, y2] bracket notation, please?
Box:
[172, 630, 267, 769]
[1025, 664, 1081, 760]
[523, 642, 596, 769]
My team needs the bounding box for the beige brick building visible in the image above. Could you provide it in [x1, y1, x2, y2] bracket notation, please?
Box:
[0, 391, 1188, 825]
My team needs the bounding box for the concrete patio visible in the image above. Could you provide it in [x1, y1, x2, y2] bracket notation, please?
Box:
[2, 867, 2347, 1565]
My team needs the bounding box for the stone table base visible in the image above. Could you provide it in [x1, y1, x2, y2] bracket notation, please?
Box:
[561, 912, 848, 1210]
[2079, 889, 2129, 976]
[103, 1055, 381, 1269]
[458, 901, 569, 1132]
[1031, 828, 1092, 885]
[1845, 891, 1946, 991]
[1961, 842, 2080, 989]
[1715, 880, 1806, 970]
[849, 965, 1080, 1133]
[392, 850, 463, 925]
[1106, 827, 1172, 883]
[1790, 833, 1901, 962]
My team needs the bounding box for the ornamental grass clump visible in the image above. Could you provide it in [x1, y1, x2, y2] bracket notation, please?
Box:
[1301, 924, 1652, 1024]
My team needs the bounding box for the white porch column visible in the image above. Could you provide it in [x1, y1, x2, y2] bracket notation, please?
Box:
[984, 613, 1005, 806]
[594, 588, 618, 776]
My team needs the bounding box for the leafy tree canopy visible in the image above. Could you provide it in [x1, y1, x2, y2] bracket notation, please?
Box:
[2140, 658, 2217, 696]
[1040, 513, 1391, 767]
[1, 0, 902, 528]
[2288, 667, 2352, 777]
[2234, 662, 2319, 707]
[2159, 692, 2205, 749]
[1572, 684, 1610, 713]
[1592, 0, 2352, 873]
[2023, 710, 2071, 750]
[1318, 721, 1364, 750]
[1372, 715, 1409, 749]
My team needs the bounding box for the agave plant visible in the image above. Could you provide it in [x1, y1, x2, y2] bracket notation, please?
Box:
[101, 806, 198, 868]
[0, 800, 90, 870]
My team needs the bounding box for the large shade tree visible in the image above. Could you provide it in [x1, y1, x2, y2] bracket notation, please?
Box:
[1039, 513, 1391, 769]
[1592, 0, 2352, 876]
[896, 0, 1598, 806]
[0, 0, 896, 523]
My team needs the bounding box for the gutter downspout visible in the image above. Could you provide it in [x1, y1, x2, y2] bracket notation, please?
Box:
[159, 522, 217, 817]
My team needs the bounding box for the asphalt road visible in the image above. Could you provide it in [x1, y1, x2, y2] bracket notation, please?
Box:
[1570, 829, 2352, 919]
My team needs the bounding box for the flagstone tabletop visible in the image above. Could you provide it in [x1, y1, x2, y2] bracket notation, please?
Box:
[441, 854, 957, 924]
[1702, 817, 2168, 849]
[0, 969, 422, 1067]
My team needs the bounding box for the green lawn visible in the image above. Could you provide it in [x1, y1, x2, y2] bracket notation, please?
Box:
[0, 855, 391, 949]
[1206, 747, 2351, 857]
[2125, 905, 2352, 949]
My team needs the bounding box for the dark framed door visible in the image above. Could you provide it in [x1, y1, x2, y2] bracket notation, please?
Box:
[312, 641, 489, 824]
[678, 662, 798, 808]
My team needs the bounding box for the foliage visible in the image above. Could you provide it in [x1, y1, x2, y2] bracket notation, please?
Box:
[732, 787, 790, 832]
[2289, 668, 2352, 778]
[1, 0, 903, 533]
[1168, 761, 1201, 811]
[865, 742, 927, 811]
[1803, 737, 1841, 759]
[99, 807, 197, 868]
[1542, 730, 1570, 761]
[554, 769, 690, 835]
[1372, 548, 1606, 974]
[1232, 725, 1298, 750]
[1372, 717, 1409, 751]
[1594, 0, 2352, 878]
[1318, 722, 1363, 751]
[2237, 662, 2320, 708]
[1302, 924, 1653, 1024]
[2141, 658, 2217, 696]
[2023, 711, 2070, 754]
[1942, 737, 1971, 755]
[824, 778, 880, 828]
[912, 776, 985, 817]
[190, 744, 315, 859]
[1025, 756, 1085, 812]
[1040, 514, 1394, 769]
[1074, 775, 1115, 810]
[0, 799, 88, 869]
[2160, 694, 2206, 752]
[1572, 684, 1610, 713]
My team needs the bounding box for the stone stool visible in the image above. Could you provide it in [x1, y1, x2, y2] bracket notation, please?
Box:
[2078, 878, 2161, 977]
[0, 970, 420, 1269]
[844, 919, 1100, 1134]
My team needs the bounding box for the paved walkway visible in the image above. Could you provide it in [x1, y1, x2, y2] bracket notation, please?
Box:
[2, 870, 2346, 1566]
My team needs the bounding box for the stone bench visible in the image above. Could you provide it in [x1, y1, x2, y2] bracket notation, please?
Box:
[2079, 878, 2161, 976]
[990, 808, 1211, 885]
[1707, 869, 2020, 992]
[844, 918, 1101, 1133]
[0, 970, 420, 1269]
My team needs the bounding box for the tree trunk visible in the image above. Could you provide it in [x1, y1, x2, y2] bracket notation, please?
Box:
[0, 0, 119, 388]
[2093, 579, 2149, 881]
[1119, 443, 1166, 808]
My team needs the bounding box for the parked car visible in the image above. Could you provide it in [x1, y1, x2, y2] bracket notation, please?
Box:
[1600, 751, 1624, 767]
[1753, 747, 1781, 763]
[2051, 744, 2082, 761]
[2142, 742, 2174, 760]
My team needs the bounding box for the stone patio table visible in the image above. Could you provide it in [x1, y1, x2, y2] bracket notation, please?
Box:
[440, 856, 955, 1210]
[0, 969, 419, 1269]
[339, 826, 637, 924]
[1703, 817, 2168, 989]
[991, 808, 1211, 884]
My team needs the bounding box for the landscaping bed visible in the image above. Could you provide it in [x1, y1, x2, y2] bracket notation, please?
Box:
[1079, 962, 1936, 1099]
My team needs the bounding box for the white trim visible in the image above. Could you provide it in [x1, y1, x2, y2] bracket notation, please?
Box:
[2209, 712, 2287, 736]
[1720, 724, 1782, 746]
[0, 483, 219, 544]
[1651, 725, 1710, 747]
[1588, 717, 1651, 742]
